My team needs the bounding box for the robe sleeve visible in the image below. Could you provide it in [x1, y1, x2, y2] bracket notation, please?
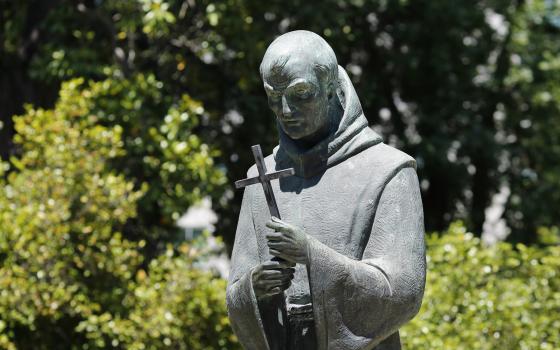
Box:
[226, 186, 270, 350]
[307, 167, 426, 349]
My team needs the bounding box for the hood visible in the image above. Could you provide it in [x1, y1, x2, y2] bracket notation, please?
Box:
[274, 65, 383, 178]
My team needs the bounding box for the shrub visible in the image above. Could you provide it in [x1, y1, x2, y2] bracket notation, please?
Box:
[402, 222, 560, 350]
[76, 240, 238, 350]
[0, 78, 235, 349]
[2, 76, 558, 349]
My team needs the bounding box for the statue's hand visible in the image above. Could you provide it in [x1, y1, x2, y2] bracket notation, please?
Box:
[252, 259, 295, 298]
[265, 217, 309, 265]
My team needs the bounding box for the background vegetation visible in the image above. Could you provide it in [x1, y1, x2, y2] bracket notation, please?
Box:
[1, 0, 559, 348]
[402, 223, 560, 350]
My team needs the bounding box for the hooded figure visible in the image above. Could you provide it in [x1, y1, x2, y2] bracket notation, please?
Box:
[227, 31, 426, 350]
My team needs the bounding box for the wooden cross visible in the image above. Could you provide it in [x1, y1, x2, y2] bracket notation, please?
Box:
[235, 145, 295, 220]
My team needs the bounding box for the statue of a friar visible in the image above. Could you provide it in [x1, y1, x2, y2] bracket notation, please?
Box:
[227, 30, 426, 350]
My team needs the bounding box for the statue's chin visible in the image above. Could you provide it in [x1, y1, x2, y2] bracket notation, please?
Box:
[285, 124, 335, 146]
[285, 133, 304, 140]
[283, 130, 313, 141]
[280, 125, 307, 140]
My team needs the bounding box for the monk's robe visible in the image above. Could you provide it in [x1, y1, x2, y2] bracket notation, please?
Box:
[227, 66, 426, 350]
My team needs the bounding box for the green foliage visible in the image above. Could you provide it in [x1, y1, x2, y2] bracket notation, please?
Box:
[0, 80, 143, 349]
[402, 222, 560, 349]
[0, 80, 234, 349]
[80, 74, 226, 247]
[2, 2, 560, 348]
[499, 1, 560, 241]
[4, 0, 560, 244]
[76, 242, 237, 350]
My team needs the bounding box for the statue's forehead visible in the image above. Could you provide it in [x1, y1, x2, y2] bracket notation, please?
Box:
[262, 57, 318, 88]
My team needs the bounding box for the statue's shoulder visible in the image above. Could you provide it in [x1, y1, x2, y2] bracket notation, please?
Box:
[362, 142, 417, 172]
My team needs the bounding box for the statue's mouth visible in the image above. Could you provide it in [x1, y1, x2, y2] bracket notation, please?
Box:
[282, 119, 301, 125]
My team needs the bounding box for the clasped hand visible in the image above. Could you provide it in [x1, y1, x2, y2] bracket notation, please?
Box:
[265, 216, 309, 265]
[252, 217, 309, 298]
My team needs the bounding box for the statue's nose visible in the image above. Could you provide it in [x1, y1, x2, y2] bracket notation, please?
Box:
[281, 95, 292, 116]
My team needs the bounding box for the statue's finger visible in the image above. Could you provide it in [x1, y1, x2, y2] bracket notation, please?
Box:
[267, 241, 293, 250]
[279, 236, 297, 245]
[277, 268, 295, 276]
[280, 272, 295, 280]
[261, 269, 293, 280]
[263, 274, 293, 283]
[266, 220, 292, 234]
[261, 269, 283, 278]
[268, 247, 300, 262]
[258, 278, 289, 288]
[262, 260, 288, 269]
[265, 220, 282, 230]
[267, 278, 291, 289]
[266, 266, 295, 275]
[265, 232, 284, 241]
[262, 259, 295, 269]
[271, 246, 300, 255]
[268, 235, 297, 249]
[255, 280, 275, 290]
[268, 248, 297, 259]
[272, 216, 299, 232]
[261, 260, 279, 269]
[269, 249, 296, 263]
[271, 257, 296, 268]
[268, 287, 282, 295]
[269, 248, 283, 257]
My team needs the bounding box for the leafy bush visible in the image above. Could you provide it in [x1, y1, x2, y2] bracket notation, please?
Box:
[1, 77, 558, 349]
[0, 79, 235, 349]
[402, 222, 560, 350]
[76, 241, 237, 350]
[76, 73, 227, 249]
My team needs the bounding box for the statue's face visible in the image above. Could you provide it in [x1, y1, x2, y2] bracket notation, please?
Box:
[263, 59, 331, 141]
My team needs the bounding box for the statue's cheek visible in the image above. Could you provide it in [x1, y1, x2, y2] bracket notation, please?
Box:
[297, 98, 323, 112]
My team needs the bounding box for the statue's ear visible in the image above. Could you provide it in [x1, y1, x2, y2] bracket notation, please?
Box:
[314, 64, 334, 99]
[327, 81, 335, 100]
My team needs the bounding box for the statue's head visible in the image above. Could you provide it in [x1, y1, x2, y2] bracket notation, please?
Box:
[260, 30, 338, 145]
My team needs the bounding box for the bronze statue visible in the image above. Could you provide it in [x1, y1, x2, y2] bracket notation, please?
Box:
[227, 30, 426, 350]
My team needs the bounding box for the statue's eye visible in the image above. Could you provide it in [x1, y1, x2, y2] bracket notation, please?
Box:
[268, 92, 282, 101]
[264, 84, 282, 101]
[295, 88, 311, 99]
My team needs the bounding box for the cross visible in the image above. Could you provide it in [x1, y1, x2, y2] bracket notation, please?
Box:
[235, 144, 295, 348]
[235, 144, 295, 220]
